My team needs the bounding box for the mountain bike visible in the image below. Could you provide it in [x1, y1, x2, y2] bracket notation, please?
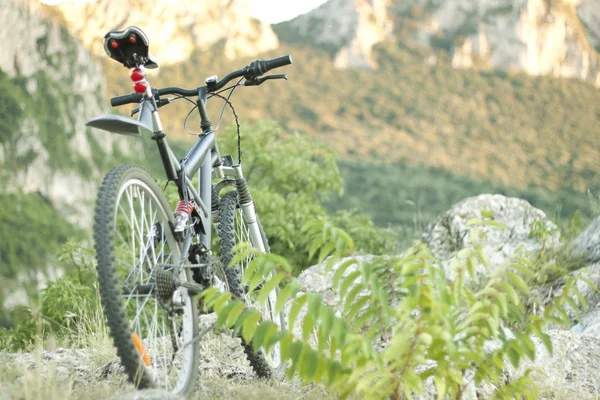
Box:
[86, 26, 292, 396]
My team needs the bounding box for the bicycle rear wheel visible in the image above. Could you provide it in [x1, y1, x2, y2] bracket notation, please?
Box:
[93, 164, 199, 396]
[216, 190, 285, 378]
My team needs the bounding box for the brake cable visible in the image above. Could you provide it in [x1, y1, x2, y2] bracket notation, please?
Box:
[211, 91, 242, 164]
[147, 77, 244, 160]
[178, 78, 244, 163]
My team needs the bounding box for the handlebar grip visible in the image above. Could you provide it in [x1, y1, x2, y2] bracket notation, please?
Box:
[265, 55, 293, 72]
[110, 93, 143, 107]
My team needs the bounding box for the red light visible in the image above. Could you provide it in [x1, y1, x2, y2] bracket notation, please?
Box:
[133, 81, 148, 94]
[110, 40, 118, 49]
[129, 35, 137, 44]
[130, 68, 145, 82]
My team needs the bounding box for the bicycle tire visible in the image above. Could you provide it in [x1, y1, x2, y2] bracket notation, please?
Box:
[93, 164, 199, 396]
[216, 190, 285, 379]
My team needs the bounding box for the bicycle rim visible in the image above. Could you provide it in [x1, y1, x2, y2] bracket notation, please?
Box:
[94, 165, 198, 395]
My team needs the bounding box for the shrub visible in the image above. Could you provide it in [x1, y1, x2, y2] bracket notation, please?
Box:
[203, 217, 584, 399]
[0, 240, 102, 351]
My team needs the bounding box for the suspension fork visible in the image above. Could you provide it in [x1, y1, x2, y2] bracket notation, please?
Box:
[231, 165, 266, 252]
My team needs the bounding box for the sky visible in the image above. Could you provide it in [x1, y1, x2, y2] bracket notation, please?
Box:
[39, 0, 330, 24]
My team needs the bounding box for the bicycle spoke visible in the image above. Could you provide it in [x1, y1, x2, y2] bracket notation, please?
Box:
[102, 175, 197, 392]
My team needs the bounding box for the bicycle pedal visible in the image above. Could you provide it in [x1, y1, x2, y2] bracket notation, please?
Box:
[185, 264, 207, 269]
[181, 281, 204, 295]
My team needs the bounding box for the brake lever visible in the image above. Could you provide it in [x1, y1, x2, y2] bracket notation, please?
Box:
[130, 97, 173, 117]
[243, 74, 288, 87]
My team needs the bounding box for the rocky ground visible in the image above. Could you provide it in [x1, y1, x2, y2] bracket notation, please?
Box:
[2, 194, 599, 399]
[0, 323, 331, 400]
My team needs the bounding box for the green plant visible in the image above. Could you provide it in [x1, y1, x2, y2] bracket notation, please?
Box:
[0, 241, 101, 351]
[182, 121, 396, 274]
[202, 218, 584, 399]
[0, 306, 38, 351]
[0, 192, 78, 280]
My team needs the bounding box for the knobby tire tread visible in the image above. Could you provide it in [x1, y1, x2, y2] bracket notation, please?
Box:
[93, 164, 199, 396]
[216, 190, 273, 379]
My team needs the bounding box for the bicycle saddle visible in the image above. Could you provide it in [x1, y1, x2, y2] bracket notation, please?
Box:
[103, 26, 158, 69]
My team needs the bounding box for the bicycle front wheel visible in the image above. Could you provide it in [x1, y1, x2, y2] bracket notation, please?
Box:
[216, 190, 285, 378]
[93, 164, 199, 396]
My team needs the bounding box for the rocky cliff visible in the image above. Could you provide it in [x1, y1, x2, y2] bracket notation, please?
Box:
[577, 0, 600, 51]
[0, 0, 133, 227]
[425, 0, 600, 86]
[279, 0, 600, 85]
[55, 0, 279, 64]
[276, 0, 393, 68]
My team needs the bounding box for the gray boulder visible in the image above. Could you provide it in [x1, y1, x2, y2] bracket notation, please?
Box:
[421, 194, 560, 281]
[503, 329, 600, 399]
[569, 216, 600, 264]
[571, 262, 600, 335]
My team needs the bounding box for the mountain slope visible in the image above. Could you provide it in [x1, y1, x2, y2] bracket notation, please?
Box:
[0, 0, 140, 315]
[0, 0, 137, 227]
[99, 38, 600, 194]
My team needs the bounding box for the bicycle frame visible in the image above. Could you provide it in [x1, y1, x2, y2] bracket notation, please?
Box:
[138, 93, 266, 268]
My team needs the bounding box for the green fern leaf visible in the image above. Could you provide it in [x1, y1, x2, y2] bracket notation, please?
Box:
[216, 301, 237, 328]
[339, 270, 362, 298]
[302, 313, 317, 343]
[289, 294, 308, 337]
[343, 284, 366, 315]
[506, 272, 529, 292]
[242, 310, 261, 343]
[258, 271, 286, 304]
[332, 258, 358, 286]
[253, 320, 277, 352]
[225, 300, 246, 328]
[346, 296, 369, 321]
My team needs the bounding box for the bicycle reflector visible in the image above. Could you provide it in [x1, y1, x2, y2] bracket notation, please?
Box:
[130, 67, 148, 94]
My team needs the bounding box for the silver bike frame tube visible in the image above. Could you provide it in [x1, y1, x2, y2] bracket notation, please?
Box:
[179, 133, 218, 247]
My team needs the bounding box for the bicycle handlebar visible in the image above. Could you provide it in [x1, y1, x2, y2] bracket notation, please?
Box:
[265, 55, 293, 71]
[110, 93, 143, 107]
[109, 55, 293, 107]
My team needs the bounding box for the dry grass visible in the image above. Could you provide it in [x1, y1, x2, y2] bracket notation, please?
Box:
[199, 377, 334, 400]
[0, 319, 334, 400]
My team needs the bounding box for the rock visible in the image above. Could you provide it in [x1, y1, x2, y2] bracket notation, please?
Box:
[568, 262, 600, 335]
[569, 215, 600, 264]
[54, 0, 278, 65]
[421, 194, 560, 281]
[505, 329, 600, 398]
[105, 389, 184, 400]
[283, 0, 600, 85]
